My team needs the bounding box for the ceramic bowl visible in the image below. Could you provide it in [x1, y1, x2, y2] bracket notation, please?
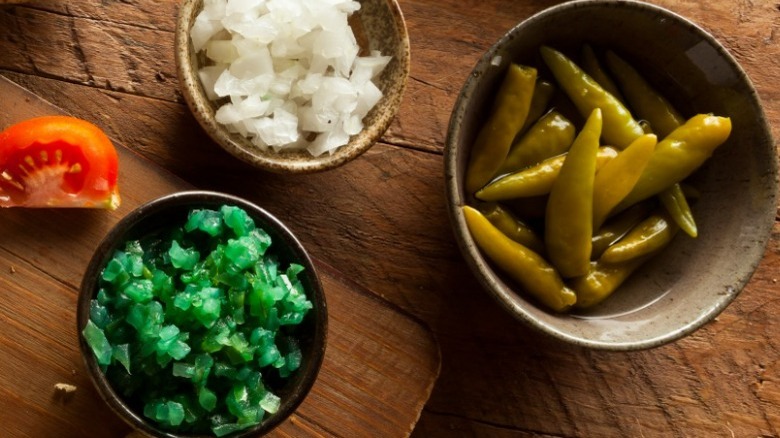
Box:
[77, 191, 328, 437]
[175, 0, 410, 173]
[445, 0, 777, 350]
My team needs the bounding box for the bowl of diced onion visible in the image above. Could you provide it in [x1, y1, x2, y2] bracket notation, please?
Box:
[78, 191, 327, 437]
[175, 0, 410, 173]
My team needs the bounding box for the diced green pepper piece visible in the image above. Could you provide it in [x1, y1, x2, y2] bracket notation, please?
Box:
[127, 301, 164, 340]
[123, 241, 145, 278]
[83, 320, 113, 366]
[167, 401, 185, 426]
[225, 384, 250, 419]
[102, 257, 129, 285]
[286, 263, 304, 277]
[168, 241, 200, 270]
[172, 362, 195, 378]
[168, 339, 191, 361]
[192, 287, 222, 328]
[89, 299, 111, 329]
[185, 209, 224, 237]
[256, 344, 281, 368]
[124, 279, 154, 303]
[197, 386, 217, 412]
[112, 344, 131, 373]
[221, 205, 255, 237]
[152, 270, 174, 300]
[225, 332, 255, 364]
[260, 391, 280, 414]
[193, 354, 214, 385]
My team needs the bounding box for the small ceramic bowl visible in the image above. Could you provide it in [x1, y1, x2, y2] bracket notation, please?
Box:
[175, 0, 410, 173]
[445, 0, 778, 350]
[77, 191, 328, 437]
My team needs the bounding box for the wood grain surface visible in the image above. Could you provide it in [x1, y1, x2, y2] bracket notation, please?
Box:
[0, 0, 779, 437]
[0, 77, 440, 437]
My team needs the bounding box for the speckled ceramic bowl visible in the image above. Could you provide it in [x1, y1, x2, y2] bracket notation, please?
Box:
[78, 191, 328, 437]
[175, 0, 410, 174]
[445, 0, 777, 350]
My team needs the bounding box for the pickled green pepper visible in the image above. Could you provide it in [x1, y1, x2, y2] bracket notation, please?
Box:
[498, 110, 576, 176]
[478, 202, 546, 254]
[519, 80, 557, 135]
[540, 46, 645, 149]
[617, 114, 731, 210]
[601, 210, 679, 264]
[592, 134, 657, 230]
[571, 257, 649, 309]
[604, 50, 686, 138]
[659, 184, 698, 238]
[581, 44, 624, 102]
[546, 109, 602, 278]
[465, 64, 537, 193]
[477, 147, 618, 201]
[463, 205, 576, 312]
[591, 201, 654, 259]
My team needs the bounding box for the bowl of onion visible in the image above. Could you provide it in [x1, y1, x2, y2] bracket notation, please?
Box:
[175, 0, 410, 173]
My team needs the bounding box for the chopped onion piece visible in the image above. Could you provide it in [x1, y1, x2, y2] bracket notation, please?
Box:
[351, 55, 392, 86]
[355, 80, 383, 119]
[198, 65, 226, 101]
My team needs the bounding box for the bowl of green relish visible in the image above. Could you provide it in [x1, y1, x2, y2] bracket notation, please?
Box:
[77, 191, 327, 437]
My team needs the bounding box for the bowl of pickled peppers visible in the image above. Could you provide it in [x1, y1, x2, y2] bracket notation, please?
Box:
[78, 191, 327, 437]
[445, 0, 777, 349]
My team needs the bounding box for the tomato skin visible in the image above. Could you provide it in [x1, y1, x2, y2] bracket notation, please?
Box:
[0, 116, 120, 209]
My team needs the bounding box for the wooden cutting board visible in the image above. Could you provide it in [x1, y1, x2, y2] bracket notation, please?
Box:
[0, 76, 441, 437]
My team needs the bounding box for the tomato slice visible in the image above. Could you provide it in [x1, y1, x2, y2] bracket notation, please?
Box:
[0, 116, 120, 209]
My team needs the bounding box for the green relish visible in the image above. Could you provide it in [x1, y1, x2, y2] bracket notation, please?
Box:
[82, 205, 313, 436]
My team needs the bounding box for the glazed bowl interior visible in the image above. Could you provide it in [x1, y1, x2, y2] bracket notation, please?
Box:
[175, 0, 411, 173]
[445, 0, 777, 350]
[77, 191, 328, 437]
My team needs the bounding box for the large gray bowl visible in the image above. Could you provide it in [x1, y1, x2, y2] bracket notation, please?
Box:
[445, 0, 777, 350]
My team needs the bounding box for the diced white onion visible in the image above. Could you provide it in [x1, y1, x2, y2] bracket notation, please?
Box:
[191, 0, 391, 156]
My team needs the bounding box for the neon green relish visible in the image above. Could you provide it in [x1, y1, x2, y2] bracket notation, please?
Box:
[82, 205, 313, 436]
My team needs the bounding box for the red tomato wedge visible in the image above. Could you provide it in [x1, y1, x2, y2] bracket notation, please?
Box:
[0, 116, 120, 209]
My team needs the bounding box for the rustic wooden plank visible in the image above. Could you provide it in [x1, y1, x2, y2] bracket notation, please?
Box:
[0, 248, 131, 437]
[19, 0, 178, 32]
[0, 76, 440, 437]
[0, 6, 179, 100]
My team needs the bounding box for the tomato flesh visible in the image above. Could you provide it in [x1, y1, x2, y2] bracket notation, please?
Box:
[0, 116, 120, 209]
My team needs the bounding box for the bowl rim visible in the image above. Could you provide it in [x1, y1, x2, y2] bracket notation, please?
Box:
[174, 0, 411, 174]
[444, 0, 779, 350]
[77, 190, 328, 437]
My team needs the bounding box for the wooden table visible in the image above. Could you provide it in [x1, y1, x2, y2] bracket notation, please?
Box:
[1, 0, 779, 436]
